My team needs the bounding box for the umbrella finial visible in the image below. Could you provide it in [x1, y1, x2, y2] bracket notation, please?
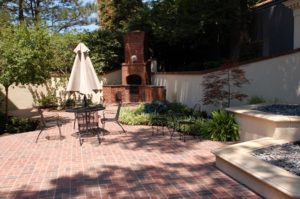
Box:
[74, 42, 90, 53]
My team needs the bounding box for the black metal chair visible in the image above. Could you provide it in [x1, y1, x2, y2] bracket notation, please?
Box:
[101, 103, 126, 134]
[171, 103, 202, 141]
[151, 112, 169, 136]
[35, 108, 63, 143]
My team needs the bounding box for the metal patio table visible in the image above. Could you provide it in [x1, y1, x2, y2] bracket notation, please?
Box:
[66, 104, 105, 145]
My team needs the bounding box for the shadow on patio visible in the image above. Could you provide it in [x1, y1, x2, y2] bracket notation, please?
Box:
[102, 125, 206, 154]
[0, 156, 260, 198]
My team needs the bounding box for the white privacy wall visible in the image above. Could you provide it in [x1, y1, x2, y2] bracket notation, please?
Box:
[152, 51, 300, 111]
[152, 73, 205, 108]
[0, 70, 122, 110]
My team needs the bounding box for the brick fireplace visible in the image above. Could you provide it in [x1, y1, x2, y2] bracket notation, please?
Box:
[103, 31, 165, 103]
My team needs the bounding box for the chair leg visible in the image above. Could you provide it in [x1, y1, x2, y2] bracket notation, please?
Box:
[102, 121, 106, 130]
[116, 121, 126, 134]
[36, 128, 44, 143]
[79, 132, 83, 146]
[183, 125, 188, 142]
[170, 124, 176, 139]
[170, 129, 174, 139]
[152, 124, 154, 136]
[73, 113, 77, 129]
[96, 127, 101, 144]
[58, 124, 62, 140]
[56, 117, 63, 140]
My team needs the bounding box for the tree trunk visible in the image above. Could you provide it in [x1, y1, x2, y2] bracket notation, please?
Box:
[18, 0, 24, 21]
[28, 0, 41, 22]
[4, 85, 9, 124]
[34, 0, 41, 22]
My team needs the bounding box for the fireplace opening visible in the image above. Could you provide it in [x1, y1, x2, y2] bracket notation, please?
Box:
[126, 75, 141, 95]
[127, 75, 142, 85]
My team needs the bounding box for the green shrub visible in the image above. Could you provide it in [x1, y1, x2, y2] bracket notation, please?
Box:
[149, 114, 170, 126]
[0, 112, 6, 132]
[201, 110, 239, 141]
[38, 94, 58, 108]
[248, 96, 266, 105]
[144, 100, 167, 114]
[166, 102, 192, 115]
[133, 103, 145, 115]
[119, 102, 208, 138]
[64, 98, 75, 108]
[6, 117, 39, 133]
[119, 108, 152, 125]
[190, 119, 205, 136]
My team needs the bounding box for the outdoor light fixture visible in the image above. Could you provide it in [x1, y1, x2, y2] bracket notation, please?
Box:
[131, 55, 137, 63]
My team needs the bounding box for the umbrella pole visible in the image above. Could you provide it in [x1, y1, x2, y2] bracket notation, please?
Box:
[83, 95, 87, 107]
[83, 94, 89, 140]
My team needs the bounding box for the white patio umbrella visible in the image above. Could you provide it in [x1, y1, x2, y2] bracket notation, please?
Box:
[67, 43, 101, 106]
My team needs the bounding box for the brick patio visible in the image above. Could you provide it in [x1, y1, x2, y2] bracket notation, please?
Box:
[0, 110, 261, 199]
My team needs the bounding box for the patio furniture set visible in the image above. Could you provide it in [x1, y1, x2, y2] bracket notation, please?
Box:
[36, 102, 202, 145]
[36, 103, 126, 145]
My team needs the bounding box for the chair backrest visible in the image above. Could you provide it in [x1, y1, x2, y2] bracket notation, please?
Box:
[77, 111, 99, 131]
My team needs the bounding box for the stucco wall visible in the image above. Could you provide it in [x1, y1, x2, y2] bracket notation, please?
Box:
[0, 69, 121, 111]
[101, 69, 121, 85]
[152, 51, 300, 111]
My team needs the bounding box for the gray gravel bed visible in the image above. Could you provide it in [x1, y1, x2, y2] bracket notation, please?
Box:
[252, 141, 300, 177]
[256, 104, 300, 116]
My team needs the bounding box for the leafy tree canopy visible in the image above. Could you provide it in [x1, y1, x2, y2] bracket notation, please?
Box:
[49, 32, 84, 75]
[0, 23, 52, 86]
[1, 0, 97, 31]
[98, 0, 262, 71]
[83, 30, 123, 73]
[0, 21, 53, 118]
[99, 0, 149, 32]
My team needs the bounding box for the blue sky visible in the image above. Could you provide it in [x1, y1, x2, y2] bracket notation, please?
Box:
[83, 0, 95, 3]
[78, 0, 98, 32]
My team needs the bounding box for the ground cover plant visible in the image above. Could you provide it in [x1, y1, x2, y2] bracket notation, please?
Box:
[0, 112, 39, 134]
[201, 110, 239, 141]
[5, 117, 39, 134]
[120, 101, 205, 136]
[120, 101, 240, 141]
[248, 96, 266, 104]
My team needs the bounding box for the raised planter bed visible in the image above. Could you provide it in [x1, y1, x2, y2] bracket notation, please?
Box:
[214, 104, 300, 199]
[226, 104, 300, 142]
[214, 137, 300, 199]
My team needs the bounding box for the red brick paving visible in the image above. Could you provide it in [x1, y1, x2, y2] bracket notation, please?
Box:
[0, 110, 262, 199]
